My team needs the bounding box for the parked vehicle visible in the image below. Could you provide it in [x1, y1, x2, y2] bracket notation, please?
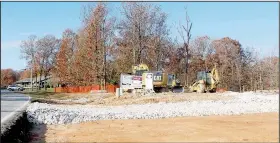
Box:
[7, 85, 24, 91]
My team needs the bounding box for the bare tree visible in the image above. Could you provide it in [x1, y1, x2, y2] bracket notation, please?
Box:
[20, 35, 38, 91]
[36, 35, 59, 90]
[178, 7, 192, 86]
[191, 36, 213, 70]
[150, 8, 169, 71]
[116, 2, 170, 73]
[119, 2, 157, 66]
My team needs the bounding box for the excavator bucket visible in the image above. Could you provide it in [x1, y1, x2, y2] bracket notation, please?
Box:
[170, 77, 184, 93]
[172, 86, 184, 93]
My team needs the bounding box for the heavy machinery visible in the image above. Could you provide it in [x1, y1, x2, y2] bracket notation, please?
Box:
[189, 66, 220, 93]
[167, 73, 185, 93]
[132, 64, 149, 76]
[132, 64, 184, 93]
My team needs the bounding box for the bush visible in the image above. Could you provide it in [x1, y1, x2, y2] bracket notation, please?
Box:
[108, 80, 118, 85]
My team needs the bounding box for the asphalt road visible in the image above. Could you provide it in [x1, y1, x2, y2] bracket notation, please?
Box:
[1, 90, 30, 133]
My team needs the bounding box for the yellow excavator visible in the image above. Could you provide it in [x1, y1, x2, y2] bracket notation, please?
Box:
[189, 66, 220, 93]
[132, 64, 184, 93]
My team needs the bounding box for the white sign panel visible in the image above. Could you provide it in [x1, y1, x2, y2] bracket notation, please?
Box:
[120, 74, 143, 89]
[120, 74, 133, 89]
[145, 73, 153, 89]
[131, 76, 142, 89]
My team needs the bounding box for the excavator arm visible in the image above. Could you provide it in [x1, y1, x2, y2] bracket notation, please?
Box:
[211, 67, 220, 85]
[132, 64, 149, 76]
[189, 65, 220, 93]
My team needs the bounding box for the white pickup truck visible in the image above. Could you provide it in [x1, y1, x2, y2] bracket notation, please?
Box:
[7, 85, 24, 91]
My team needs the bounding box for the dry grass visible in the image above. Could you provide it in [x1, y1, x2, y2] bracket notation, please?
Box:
[88, 92, 233, 106]
[30, 91, 233, 106]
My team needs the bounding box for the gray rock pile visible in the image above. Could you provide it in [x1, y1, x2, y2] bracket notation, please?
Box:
[26, 92, 279, 125]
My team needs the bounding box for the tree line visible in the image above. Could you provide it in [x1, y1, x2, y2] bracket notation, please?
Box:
[16, 2, 278, 92]
[1, 69, 31, 88]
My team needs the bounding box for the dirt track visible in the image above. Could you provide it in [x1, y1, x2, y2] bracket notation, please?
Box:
[30, 112, 279, 142]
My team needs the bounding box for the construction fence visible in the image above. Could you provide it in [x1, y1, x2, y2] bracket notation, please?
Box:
[54, 84, 119, 93]
[54, 86, 227, 93]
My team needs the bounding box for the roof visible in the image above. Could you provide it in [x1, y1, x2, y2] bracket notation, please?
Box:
[15, 78, 32, 83]
[15, 75, 52, 84]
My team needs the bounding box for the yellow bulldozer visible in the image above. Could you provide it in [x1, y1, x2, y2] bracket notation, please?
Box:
[132, 64, 184, 93]
[189, 66, 220, 93]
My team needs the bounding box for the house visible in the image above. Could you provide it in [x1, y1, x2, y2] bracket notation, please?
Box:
[15, 75, 59, 88]
[15, 78, 33, 87]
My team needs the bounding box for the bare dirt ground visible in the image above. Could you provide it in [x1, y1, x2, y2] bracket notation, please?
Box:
[34, 92, 233, 106]
[93, 92, 233, 106]
[30, 112, 279, 142]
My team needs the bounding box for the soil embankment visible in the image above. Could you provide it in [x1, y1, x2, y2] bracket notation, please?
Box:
[1, 112, 34, 143]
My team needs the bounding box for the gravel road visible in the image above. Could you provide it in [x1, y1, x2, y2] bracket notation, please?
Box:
[26, 91, 279, 125]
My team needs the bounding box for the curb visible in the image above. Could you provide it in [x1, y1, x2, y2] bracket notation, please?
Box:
[1, 96, 31, 134]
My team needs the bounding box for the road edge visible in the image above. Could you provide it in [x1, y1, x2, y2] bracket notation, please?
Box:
[1, 96, 31, 134]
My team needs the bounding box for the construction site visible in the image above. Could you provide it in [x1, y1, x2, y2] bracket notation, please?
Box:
[25, 90, 278, 142]
[24, 63, 278, 142]
[2, 61, 278, 142]
[1, 2, 279, 143]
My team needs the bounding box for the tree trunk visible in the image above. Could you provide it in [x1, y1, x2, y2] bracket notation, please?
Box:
[133, 25, 136, 65]
[184, 55, 188, 87]
[250, 72, 253, 91]
[39, 72, 42, 90]
[186, 74, 189, 87]
[184, 71, 189, 87]
[103, 21, 106, 91]
[238, 68, 241, 93]
[259, 73, 262, 90]
[239, 79, 241, 93]
[44, 74, 47, 91]
[35, 74, 38, 91]
[138, 24, 142, 64]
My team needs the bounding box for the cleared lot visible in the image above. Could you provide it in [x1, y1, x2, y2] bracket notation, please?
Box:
[26, 90, 279, 142]
[30, 112, 279, 142]
[26, 91, 278, 124]
[29, 92, 233, 106]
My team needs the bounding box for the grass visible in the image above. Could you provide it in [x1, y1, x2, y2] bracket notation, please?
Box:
[23, 88, 55, 92]
[18, 88, 69, 101]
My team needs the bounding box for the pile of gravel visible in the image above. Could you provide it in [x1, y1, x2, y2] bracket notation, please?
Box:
[26, 92, 279, 125]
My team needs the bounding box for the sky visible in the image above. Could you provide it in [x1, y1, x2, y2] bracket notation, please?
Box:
[1, 2, 279, 70]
